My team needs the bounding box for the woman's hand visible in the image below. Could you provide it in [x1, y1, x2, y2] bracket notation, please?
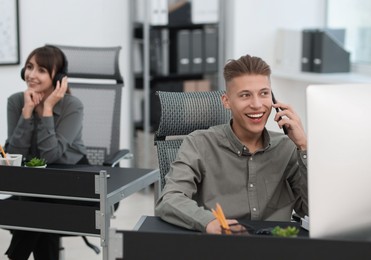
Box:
[42, 76, 68, 117]
[22, 89, 44, 119]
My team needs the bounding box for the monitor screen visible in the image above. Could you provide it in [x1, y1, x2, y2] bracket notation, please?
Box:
[307, 83, 371, 240]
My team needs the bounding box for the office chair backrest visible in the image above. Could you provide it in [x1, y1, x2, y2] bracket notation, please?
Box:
[53, 44, 124, 165]
[154, 90, 231, 190]
[54, 45, 123, 83]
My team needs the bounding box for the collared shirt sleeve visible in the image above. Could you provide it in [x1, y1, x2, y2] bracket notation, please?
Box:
[292, 149, 308, 217]
[155, 134, 215, 232]
[36, 97, 84, 163]
[6, 116, 35, 155]
[5, 93, 34, 155]
[298, 149, 307, 167]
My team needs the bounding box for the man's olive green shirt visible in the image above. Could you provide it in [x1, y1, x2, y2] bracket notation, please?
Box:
[155, 122, 308, 232]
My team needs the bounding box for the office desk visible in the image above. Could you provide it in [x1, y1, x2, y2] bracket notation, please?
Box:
[117, 216, 371, 260]
[0, 165, 160, 260]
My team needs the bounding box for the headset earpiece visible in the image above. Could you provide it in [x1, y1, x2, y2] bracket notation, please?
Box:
[20, 67, 25, 81]
[52, 72, 66, 87]
[52, 47, 68, 87]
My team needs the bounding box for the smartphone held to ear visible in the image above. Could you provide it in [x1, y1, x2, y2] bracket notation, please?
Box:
[271, 92, 288, 135]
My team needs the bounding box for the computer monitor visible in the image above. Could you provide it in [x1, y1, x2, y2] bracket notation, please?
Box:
[307, 83, 371, 240]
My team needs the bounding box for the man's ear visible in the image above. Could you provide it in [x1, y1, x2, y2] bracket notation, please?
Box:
[221, 93, 231, 110]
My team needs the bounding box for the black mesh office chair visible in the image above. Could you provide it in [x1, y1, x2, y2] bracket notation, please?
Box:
[154, 90, 231, 190]
[51, 44, 132, 257]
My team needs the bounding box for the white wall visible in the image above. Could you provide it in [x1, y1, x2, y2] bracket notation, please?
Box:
[0, 0, 132, 161]
[225, 0, 326, 132]
[0, 0, 327, 156]
[226, 0, 325, 63]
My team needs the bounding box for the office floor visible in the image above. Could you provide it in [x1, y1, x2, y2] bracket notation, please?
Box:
[0, 131, 159, 260]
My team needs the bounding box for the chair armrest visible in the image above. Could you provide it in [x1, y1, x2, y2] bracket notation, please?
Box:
[103, 149, 133, 167]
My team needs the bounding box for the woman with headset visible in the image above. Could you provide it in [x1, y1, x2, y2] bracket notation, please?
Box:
[4, 46, 88, 259]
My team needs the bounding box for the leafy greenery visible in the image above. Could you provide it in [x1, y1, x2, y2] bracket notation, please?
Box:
[25, 157, 47, 167]
[271, 226, 299, 237]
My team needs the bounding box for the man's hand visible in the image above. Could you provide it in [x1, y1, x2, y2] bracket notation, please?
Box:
[206, 218, 238, 234]
[273, 101, 307, 150]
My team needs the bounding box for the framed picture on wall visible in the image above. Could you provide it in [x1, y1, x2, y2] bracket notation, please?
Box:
[0, 0, 20, 65]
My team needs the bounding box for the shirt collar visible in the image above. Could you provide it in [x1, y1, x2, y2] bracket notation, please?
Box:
[224, 119, 271, 156]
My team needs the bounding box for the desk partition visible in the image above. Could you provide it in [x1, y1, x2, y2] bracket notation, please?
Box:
[0, 165, 160, 260]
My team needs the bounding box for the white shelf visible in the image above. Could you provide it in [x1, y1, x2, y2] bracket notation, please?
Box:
[272, 69, 371, 84]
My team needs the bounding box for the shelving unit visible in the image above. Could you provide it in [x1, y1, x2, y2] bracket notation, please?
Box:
[129, 0, 226, 168]
[273, 69, 371, 84]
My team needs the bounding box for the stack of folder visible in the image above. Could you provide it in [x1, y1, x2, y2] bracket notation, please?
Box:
[168, 0, 219, 25]
[150, 29, 169, 76]
[301, 28, 350, 73]
[135, 0, 168, 25]
[170, 27, 218, 75]
[148, 26, 218, 76]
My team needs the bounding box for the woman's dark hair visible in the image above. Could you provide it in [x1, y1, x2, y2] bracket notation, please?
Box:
[24, 45, 70, 93]
[25, 46, 66, 80]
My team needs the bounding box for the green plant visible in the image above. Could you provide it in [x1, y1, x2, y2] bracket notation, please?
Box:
[271, 226, 299, 237]
[25, 157, 47, 167]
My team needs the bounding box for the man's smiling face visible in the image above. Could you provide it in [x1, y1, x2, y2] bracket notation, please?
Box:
[222, 74, 272, 139]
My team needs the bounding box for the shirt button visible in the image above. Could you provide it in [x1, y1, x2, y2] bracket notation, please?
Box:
[303, 154, 307, 159]
[252, 208, 257, 212]
[249, 184, 254, 188]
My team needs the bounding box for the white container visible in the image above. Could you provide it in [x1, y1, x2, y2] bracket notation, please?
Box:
[25, 164, 47, 168]
[0, 154, 23, 166]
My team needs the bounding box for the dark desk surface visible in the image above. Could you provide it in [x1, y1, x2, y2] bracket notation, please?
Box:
[118, 216, 371, 260]
[0, 165, 158, 200]
[135, 215, 308, 236]
[0, 166, 159, 236]
[48, 164, 159, 196]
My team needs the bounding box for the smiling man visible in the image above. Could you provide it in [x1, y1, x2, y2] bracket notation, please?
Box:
[155, 54, 308, 234]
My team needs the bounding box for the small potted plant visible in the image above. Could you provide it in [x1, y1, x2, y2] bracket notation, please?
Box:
[271, 226, 300, 237]
[25, 157, 47, 168]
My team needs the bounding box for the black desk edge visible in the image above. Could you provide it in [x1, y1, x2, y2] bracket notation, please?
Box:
[116, 215, 371, 260]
